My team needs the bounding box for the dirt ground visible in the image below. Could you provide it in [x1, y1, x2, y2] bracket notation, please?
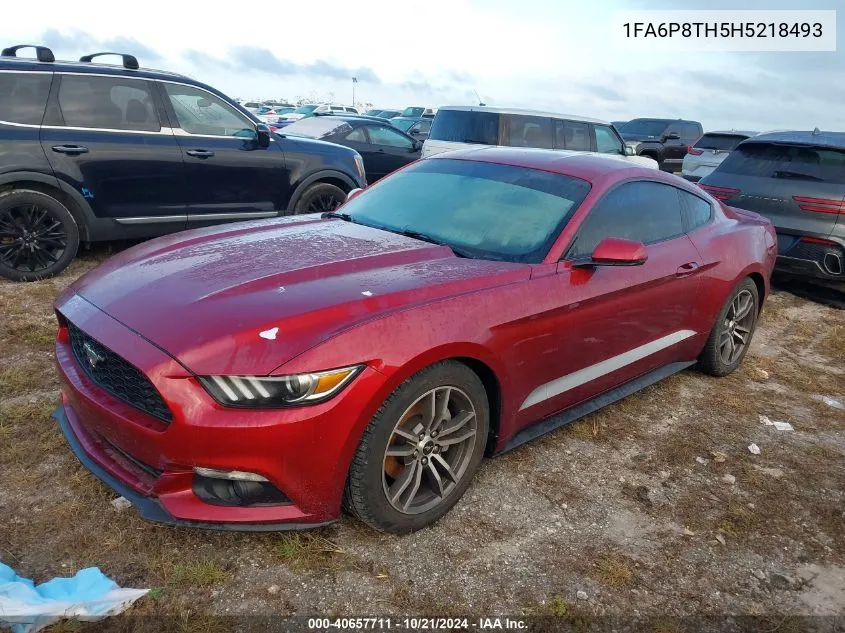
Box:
[1, 246, 843, 631]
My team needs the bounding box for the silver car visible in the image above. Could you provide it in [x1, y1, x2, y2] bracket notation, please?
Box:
[682, 130, 757, 182]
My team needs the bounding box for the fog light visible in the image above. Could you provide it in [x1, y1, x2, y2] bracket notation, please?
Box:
[192, 468, 291, 507]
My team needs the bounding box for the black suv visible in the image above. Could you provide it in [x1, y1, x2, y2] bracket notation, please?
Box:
[0, 45, 366, 281]
[700, 131, 845, 283]
[619, 118, 703, 172]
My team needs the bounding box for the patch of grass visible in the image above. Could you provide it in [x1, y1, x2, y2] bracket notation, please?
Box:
[819, 324, 844, 360]
[717, 504, 759, 538]
[4, 320, 57, 349]
[0, 365, 45, 393]
[594, 553, 635, 588]
[272, 532, 345, 569]
[174, 611, 229, 633]
[0, 400, 56, 427]
[169, 561, 229, 587]
[546, 595, 569, 616]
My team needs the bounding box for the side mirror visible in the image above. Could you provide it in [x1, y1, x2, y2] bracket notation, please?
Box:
[665, 131, 681, 140]
[345, 188, 364, 203]
[411, 139, 422, 152]
[256, 124, 271, 148]
[624, 145, 635, 156]
[576, 237, 647, 267]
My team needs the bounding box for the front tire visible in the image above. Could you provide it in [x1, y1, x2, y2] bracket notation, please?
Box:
[344, 361, 489, 534]
[293, 183, 346, 215]
[698, 278, 759, 377]
[0, 189, 80, 282]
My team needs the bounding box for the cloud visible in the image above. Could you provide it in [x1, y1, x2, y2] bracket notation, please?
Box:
[579, 83, 626, 102]
[40, 29, 161, 62]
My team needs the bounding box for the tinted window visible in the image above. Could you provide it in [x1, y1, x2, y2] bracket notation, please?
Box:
[345, 127, 368, 142]
[367, 125, 414, 148]
[340, 159, 591, 263]
[402, 107, 425, 117]
[682, 122, 701, 140]
[416, 120, 432, 134]
[678, 189, 712, 230]
[283, 117, 350, 139]
[0, 72, 51, 125]
[623, 119, 668, 137]
[594, 125, 624, 154]
[694, 134, 749, 151]
[718, 142, 845, 184]
[568, 181, 684, 257]
[504, 115, 553, 149]
[391, 118, 415, 132]
[665, 123, 683, 138]
[58, 75, 159, 131]
[428, 110, 500, 145]
[165, 84, 254, 137]
[555, 120, 591, 151]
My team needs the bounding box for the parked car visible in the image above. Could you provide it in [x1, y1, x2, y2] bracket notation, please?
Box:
[279, 103, 322, 122]
[619, 118, 703, 172]
[53, 147, 775, 533]
[699, 130, 845, 283]
[258, 106, 295, 123]
[0, 44, 366, 281]
[401, 106, 436, 118]
[364, 109, 383, 116]
[282, 115, 421, 182]
[240, 100, 263, 114]
[422, 106, 657, 168]
[376, 109, 401, 119]
[612, 121, 628, 130]
[681, 131, 757, 182]
[390, 116, 432, 141]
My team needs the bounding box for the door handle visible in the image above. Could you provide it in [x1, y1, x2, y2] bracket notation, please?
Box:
[676, 262, 700, 277]
[186, 149, 215, 159]
[51, 145, 89, 155]
[376, 149, 386, 154]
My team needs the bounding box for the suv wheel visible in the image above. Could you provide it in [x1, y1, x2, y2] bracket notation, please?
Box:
[294, 183, 346, 215]
[0, 189, 80, 282]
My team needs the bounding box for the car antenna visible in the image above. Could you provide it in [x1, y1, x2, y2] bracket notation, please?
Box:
[812, 127, 821, 135]
[473, 90, 486, 107]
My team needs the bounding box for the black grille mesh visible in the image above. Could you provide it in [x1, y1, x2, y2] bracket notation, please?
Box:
[68, 322, 173, 422]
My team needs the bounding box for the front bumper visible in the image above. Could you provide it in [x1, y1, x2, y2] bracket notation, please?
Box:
[53, 294, 386, 530]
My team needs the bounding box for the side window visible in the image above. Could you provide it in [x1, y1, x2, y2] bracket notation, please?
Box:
[367, 125, 414, 148]
[555, 120, 591, 151]
[678, 189, 713, 231]
[0, 72, 52, 125]
[164, 84, 254, 137]
[416, 120, 432, 134]
[504, 115, 553, 149]
[594, 125, 624, 154]
[58, 75, 159, 131]
[344, 127, 368, 142]
[682, 122, 700, 141]
[664, 123, 682, 139]
[567, 181, 685, 258]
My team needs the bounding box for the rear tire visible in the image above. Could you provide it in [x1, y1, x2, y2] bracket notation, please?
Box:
[343, 361, 489, 534]
[698, 278, 759, 377]
[0, 189, 80, 282]
[293, 183, 346, 215]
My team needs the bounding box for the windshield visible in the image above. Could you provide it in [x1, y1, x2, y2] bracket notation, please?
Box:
[694, 133, 750, 151]
[293, 104, 319, 115]
[391, 118, 415, 131]
[365, 109, 382, 116]
[282, 118, 350, 139]
[378, 110, 400, 118]
[339, 159, 591, 263]
[402, 107, 425, 117]
[622, 119, 668, 137]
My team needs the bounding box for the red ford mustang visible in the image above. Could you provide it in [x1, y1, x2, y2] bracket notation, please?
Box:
[53, 148, 777, 533]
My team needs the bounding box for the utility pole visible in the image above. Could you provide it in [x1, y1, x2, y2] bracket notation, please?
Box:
[352, 77, 358, 107]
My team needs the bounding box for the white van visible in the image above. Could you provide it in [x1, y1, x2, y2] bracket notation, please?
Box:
[422, 106, 658, 168]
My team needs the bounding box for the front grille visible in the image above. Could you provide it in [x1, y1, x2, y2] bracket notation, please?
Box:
[68, 322, 173, 422]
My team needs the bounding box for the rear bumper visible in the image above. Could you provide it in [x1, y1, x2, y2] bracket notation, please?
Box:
[775, 232, 844, 282]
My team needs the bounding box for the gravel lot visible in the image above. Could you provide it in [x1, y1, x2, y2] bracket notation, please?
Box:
[0, 247, 843, 632]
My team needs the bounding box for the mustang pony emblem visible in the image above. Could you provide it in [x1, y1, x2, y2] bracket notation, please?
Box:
[82, 341, 106, 369]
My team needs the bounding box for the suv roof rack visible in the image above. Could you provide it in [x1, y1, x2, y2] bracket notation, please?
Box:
[79, 52, 139, 70]
[1, 44, 55, 62]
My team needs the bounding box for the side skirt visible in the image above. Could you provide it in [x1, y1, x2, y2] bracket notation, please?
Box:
[497, 361, 695, 455]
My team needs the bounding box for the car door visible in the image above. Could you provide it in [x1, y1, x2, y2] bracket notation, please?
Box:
[592, 123, 626, 158]
[662, 122, 687, 170]
[160, 81, 289, 226]
[363, 124, 420, 181]
[39, 73, 187, 227]
[409, 119, 432, 141]
[515, 180, 703, 423]
[330, 125, 379, 182]
[553, 119, 591, 153]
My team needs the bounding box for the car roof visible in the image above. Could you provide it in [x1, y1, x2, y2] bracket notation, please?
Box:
[704, 130, 758, 136]
[311, 114, 392, 125]
[628, 117, 701, 125]
[738, 130, 845, 150]
[0, 55, 189, 81]
[436, 105, 608, 125]
[429, 146, 666, 182]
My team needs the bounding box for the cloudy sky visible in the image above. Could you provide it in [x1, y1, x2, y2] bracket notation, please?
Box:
[5, 0, 843, 131]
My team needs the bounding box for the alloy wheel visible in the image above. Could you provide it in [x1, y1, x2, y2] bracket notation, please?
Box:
[382, 386, 478, 515]
[306, 193, 342, 213]
[718, 289, 755, 365]
[0, 204, 69, 273]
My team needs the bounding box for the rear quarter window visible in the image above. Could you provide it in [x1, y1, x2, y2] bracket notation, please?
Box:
[429, 110, 500, 145]
[0, 71, 52, 125]
[718, 142, 845, 185]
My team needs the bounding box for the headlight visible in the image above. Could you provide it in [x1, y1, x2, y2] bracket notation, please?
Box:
[199, 365, 363, 407]
[353, 153, 366, 182]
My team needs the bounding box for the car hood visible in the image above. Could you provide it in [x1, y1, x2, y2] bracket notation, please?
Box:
[68, 217, 528, 375]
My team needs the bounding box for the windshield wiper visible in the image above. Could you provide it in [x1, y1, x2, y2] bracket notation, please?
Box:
[397, 229, 472, 258]
[772, 170, 826, 182]
[321, 211, 354, 221]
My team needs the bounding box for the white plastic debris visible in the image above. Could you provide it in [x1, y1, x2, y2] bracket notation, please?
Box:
[715, 534, 727, 546]
[0, 563, 147, 633]
[361, 291, 373, 297]
[721, 474, 736, 485]
[109, 497, 132, 512]
[748, 443, 761, 455]
[759, 415, 794, 431]
[576, 590, 588, 601]
[814, 395, 844, 410]
[259, 327, 279, 340]
[695, 456, 709, 465]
